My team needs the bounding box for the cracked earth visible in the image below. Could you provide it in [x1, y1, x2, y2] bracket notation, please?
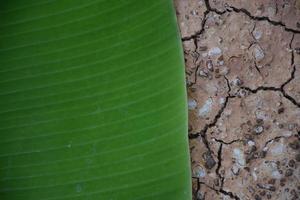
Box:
[174, 0, 300, 199]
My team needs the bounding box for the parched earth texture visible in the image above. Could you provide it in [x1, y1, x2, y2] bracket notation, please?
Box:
[174, 0, 300, 199]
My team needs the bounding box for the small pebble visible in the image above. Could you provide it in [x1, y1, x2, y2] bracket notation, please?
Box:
[255, 194, 262, 200]
[285, 169, 293, 177]
[248, 140, 256, 146]
[291, 189, 297, 197]
[260, 191, 266, 196]
[198, 69, 208, 77]
[202, 151, 216, 169]
[193, 166, 206, 178]
[256, 119, 264, 125]
[288, 123, 295, 131]
[280, 178, 286, 186]
[278, 123, 284, 129]
[232, 77, 243, 86]
[206, 60, 213, 71]
[196, 191, 205, 200]
[253, 125, 264, 135]
[214, 178, 220, 186]
[269, 186, 276, 192]
[288, 159, 296, 168]
[238, 89, 248, 97]
[277, 107, 284, 114]
[218, 37, 223, 43]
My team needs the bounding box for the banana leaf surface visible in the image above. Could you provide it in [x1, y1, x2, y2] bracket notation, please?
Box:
[0, 0, 191, 199]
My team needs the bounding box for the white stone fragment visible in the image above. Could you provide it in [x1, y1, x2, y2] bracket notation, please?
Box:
[199, 69, 208, 77]
[233, 148, 246, 166]
[271, 170, 282, 179]
[247, 140, 256, 146]
[263, 147, 269, 152]
[219, 97, 226, 105]
[255, 110, 268, 120]
[198, 98, 213, 117]
[231, 164, 240, 175]
[188, 98, 197, 110]
[254, 46, 265, 61]
[194, 166, 206, 178]
[208, 47, 222, 56]
[232, 77, 242, 86]
[218, 60, 224, 66]
[270, 143, 285, 156]
[252, 168, 258, 181]
[253, 29, 262, 40]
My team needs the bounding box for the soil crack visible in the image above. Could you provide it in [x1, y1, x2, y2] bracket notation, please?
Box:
[182, 10, 210, 43]
[189, 83, 236, 140]
[213, 138, 243, 145]
[197, 181, 240, 200]
[205, 0, 300, 34]
[240, 65, 299, 108]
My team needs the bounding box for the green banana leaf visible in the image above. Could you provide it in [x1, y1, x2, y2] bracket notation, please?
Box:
[0, 0, 191, 199]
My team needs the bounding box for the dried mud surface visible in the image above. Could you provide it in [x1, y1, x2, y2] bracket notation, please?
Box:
[174, 0, 300, 199]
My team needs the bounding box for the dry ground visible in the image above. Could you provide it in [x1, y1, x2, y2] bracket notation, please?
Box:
[174, 0, 300, 199]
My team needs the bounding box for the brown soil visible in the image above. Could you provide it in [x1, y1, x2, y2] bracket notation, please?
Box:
[174, 0, 300, 199]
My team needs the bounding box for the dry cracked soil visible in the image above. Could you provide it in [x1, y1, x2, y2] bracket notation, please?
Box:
[174, 0, 300, 199]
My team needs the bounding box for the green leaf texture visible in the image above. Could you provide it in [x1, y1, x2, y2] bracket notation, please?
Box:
[0, 0, 191, 199]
